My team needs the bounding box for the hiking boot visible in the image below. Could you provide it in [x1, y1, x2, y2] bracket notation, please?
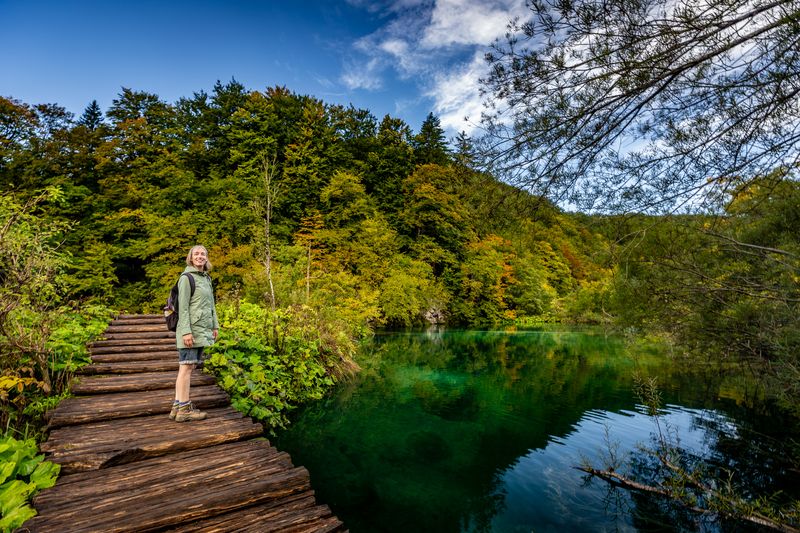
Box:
[175, 402, 207, 422]
[169, 402, 179, 420]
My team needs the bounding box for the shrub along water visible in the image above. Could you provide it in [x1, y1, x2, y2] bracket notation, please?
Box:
[204, 302, 359, 431]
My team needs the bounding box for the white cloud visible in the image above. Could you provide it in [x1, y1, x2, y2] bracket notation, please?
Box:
[426, 51, 487, 133]
[422, 0, 528, 48]
[379, 38, 409, 58]
[342, 0, 530, 133]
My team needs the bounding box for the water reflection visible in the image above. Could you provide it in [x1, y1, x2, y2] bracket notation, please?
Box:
[275, 329, 799, 532]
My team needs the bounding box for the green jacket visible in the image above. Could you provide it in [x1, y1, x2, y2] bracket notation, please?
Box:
[175, 266, 219, 349]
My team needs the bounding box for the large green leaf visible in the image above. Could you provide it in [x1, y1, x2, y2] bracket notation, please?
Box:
[0, 502, 37, 532]
[29, 461, 60, 490]
[16, 454, 44, 477]
[0, 479, 35, 516]
[0, 461, 15, 486]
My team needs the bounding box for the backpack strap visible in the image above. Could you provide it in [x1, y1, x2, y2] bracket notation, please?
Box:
[182, 272, 196, 297]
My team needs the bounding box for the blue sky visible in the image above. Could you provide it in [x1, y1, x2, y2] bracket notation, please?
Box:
[1, 0, 530, 137]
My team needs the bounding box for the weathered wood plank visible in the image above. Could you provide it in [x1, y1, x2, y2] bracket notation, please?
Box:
[166, 492, 319, 532]
[27, 442, 310, 532]
[104, 324, 170, 333]
[32, 443, 294, 515]
[79, 359, 179, 374]
[41, 407, 263, 474]
[115, 314, 162, 320]
[46, 385, 229, 428]
[101, 330, 176, 341]
[110, 318, 165, 327]
[90, 350, 176, 362]
[72, 371, 214, 394]
[34, 441, 285, 501]
[92, 339, 175, 349]
[167, 493, 345, 532]
[42, 407, 253, 453]
[279, 515, 346, 533]
[91, 337, 175, 348]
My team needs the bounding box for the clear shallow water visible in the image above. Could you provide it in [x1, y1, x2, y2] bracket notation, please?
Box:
[275, 328, 800, 532]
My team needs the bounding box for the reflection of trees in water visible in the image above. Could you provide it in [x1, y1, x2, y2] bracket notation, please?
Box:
[282, 330, 644, 532]
[280, 331, 797, 532]
[370, 329, 630, 377]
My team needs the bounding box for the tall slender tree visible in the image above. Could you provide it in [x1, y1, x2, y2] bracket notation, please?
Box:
[77, 100, 104, 131]
[412, 112, 450, 167]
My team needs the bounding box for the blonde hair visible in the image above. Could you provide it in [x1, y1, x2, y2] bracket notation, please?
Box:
[185, 245, 212, 271]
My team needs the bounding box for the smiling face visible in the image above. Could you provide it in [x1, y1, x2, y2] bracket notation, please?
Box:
[190, 247, 208, 269]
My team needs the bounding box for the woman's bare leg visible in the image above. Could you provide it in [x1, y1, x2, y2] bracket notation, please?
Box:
[175, 363, 195, 402]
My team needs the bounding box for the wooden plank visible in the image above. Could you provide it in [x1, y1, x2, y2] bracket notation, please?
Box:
[91, 337, 175, 348]
[32, 442, 294, 513]
[278, 515, 345, 533]
[42, 407, 254, 454]
[166, 493, 319, 532]
[89, 342, 176, 354]
[79, 359, 179, 374]
[72, 371, 215, 394]
[111, 318, 165, 326]
[27, 442, 310, 533]
[167, 493, 345, 532]
[116, 314, 162, 320]
[90, 350, 176, 362]
[77, 468, 309, 533]
[41, 407, 263, 474]
[46, 385, 229, 428]
[104, 324, 170, 333]
[34, 441, 285, 501]
[101, 331, 175, 341]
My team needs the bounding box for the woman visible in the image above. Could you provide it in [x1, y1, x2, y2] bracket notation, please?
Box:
[170, 245, 219, 422]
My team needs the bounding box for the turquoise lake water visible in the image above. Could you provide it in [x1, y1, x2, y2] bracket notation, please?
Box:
[275, 328, 799, 532]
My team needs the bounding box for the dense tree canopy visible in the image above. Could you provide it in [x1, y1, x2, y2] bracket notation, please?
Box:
[0, 85, 603, 327]
[481, 0, 800, 213]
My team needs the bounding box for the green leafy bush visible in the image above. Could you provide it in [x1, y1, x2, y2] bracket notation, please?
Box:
[46, 304, 116, 375]
[0, 434, 60, 531]
[205, 302, 357, 430]
[1, 304, 114, 433]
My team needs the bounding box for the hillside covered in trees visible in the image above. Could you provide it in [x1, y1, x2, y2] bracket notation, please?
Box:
[0, 82, 611, 328]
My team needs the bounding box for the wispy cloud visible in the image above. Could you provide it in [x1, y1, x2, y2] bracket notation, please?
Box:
[341, 0, 530, 134]
[341, 57, 384, 90]
[426, 51, 487, 133]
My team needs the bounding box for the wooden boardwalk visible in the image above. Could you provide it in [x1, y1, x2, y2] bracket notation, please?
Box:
[22, 314, 345, 532]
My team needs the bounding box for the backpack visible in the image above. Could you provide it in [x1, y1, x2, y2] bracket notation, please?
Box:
[164, 273, 196, 331]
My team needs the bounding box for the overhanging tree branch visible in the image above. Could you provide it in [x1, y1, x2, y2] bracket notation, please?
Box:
[480, 0, 800, 212]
